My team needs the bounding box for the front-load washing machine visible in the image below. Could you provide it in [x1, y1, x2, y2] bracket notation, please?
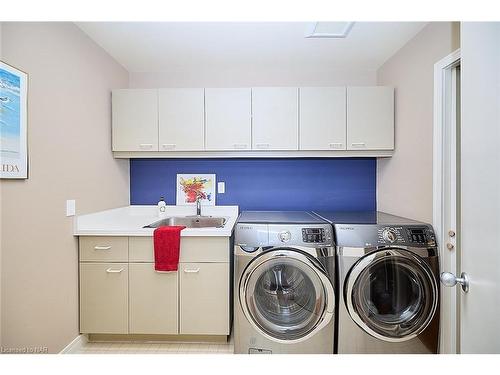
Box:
[315, 211, 440, 354]
[234, 211, 336, 354]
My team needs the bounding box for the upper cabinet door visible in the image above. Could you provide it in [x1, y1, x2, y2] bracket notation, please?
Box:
[347, 87, 394, 150]
[299, 87, 346, 150]
[112, 89, 158, 151]
[205, 88, 252, 151]
[252, 87, 299, 150]
[158, 89, 205, 151]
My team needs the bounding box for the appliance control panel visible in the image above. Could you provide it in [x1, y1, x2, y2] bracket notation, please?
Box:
[302, 228, 327, 243]
[407, 227, 435, 245]
[235, 223, 333, 247]
[376, 226, 436, 247]
[378, 227, 406, 244]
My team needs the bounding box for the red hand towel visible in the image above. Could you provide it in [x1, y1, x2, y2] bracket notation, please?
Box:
[153, 226, 186, 271]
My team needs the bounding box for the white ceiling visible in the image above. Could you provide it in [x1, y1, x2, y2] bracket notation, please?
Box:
[77, 22, 427, 73]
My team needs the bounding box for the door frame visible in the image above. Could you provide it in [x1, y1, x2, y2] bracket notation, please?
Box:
[433, 48, 461, 354]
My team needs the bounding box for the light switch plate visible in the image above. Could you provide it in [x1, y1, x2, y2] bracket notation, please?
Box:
[217, 181, 225, 194]
[66, 200, 76, 217]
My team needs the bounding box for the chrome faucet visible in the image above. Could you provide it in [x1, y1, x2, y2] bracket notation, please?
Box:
[196, 195, 202, 216]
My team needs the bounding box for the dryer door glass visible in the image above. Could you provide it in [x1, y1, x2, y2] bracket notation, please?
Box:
[241, 249, 334, 342]
[345, 248, 438, 342]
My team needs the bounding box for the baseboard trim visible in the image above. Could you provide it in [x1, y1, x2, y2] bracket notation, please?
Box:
[59, 334, 88, 354]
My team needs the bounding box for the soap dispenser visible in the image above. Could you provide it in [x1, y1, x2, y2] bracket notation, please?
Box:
[158, 196, 167, 218]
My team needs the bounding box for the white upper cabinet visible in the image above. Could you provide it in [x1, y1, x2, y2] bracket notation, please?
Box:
[158, 89, 205, 151]
[252, 87, 299, 150]
[299, 87, 346, 150]
[205, 88, 252, 151]
[347, 86, 394, 150]
[112, 89, 158, 151]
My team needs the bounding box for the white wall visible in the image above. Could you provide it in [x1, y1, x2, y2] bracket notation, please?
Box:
[1, 22, 129, 353]
[376, 22, 460, 222]
[129, 68, 377, 88]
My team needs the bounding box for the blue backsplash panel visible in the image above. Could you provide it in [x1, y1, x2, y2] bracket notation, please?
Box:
[130, 158, 376, 211]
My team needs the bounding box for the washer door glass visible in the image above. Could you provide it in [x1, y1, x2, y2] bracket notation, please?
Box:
[345, 248, 438, 342]
[241, 249, 333, 342]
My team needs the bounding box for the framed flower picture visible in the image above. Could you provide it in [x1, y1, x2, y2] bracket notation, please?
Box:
[176, 174, 216, 206]
[0, 61, 28, 179]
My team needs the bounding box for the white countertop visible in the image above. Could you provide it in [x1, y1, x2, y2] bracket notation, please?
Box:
[74, 205, 239, 237]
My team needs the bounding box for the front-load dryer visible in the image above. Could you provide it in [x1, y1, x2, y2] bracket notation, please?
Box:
[315, 211, 440, 354]
[234, 211, 336, 354]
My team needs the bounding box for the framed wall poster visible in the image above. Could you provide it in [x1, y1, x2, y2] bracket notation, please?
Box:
[176, 174, 216, 206]
[0, 61, 28, 179]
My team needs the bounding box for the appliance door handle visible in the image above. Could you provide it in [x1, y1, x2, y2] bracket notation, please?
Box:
[139, 144, 153, 149]
[106, 268, 124, 273]
[94, 246, 112, 250]
[162, 144, 176, 150]
[183, 268, 200, 273]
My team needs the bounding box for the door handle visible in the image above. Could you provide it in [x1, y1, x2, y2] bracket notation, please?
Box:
[255, 143, 270, 149]
[106, 268, 124, 273]
[329, 143, 343, 149]
[233, 144, 248, 149]
[162, 144, 176, 150]
[94, 246, 112, 250]
[351, 142, 366, 148]
[139, 144, 153, 149]
[441, 272, 470, 293]
[183, 268, 200, 273]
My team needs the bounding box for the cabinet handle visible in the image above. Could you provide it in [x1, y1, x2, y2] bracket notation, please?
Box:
[329, 143, 343, 149]
[94, 246, 112, 250]
[183, 268, 200, 273]
[351, 142, 366, 148]
[162, 144, 176, 150]
[255, 143, 270, 149]
[139, 144, 153, 150]
[233, 144, 248, 149]
[106, 268, 124, 273]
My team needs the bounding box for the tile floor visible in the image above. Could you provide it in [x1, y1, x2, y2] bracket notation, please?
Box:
[72, 339, 234, 354]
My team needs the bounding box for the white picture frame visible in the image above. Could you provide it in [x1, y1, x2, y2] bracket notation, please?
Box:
[0, 61, 28, 179]
[176, 174, 216, 206]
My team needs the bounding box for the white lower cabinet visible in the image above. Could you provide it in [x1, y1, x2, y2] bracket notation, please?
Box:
[179, 262, 230, 335]
[129, 263, 178, 334]
[79, 236, 230, 336]
[80, 263, 129, 334]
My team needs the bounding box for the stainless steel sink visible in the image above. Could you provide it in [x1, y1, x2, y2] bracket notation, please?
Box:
[144, 216, 226, 229]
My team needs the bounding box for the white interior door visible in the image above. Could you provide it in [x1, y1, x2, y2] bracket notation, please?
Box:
[459, 22, 500, 353]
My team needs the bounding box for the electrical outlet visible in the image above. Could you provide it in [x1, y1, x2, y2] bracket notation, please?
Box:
[217, 181, 225, 194]
[66, 200, 76, 217]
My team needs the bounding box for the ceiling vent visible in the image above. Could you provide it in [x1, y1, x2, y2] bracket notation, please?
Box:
[305, 22, 355, 39]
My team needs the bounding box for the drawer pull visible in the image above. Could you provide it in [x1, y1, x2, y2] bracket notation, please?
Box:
[184, 268, 200, 273]
[329, 143, 343, 149]
[351, 142, 366, 148]
[255, 143, 270, 149]
[94, 246, 112, 250]
[162, 144, 176, 150]
[139, 144, 153, 150]
[106, 268, 124, 273]
[233, 144, 248, 149]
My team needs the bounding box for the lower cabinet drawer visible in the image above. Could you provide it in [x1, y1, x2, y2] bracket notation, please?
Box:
[179, 262, 229, 335]
[129, 263, 178, 334]
[129, 236, 229, 263]
[80, 263, 128, 334]
[79, 236, 128, 262]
